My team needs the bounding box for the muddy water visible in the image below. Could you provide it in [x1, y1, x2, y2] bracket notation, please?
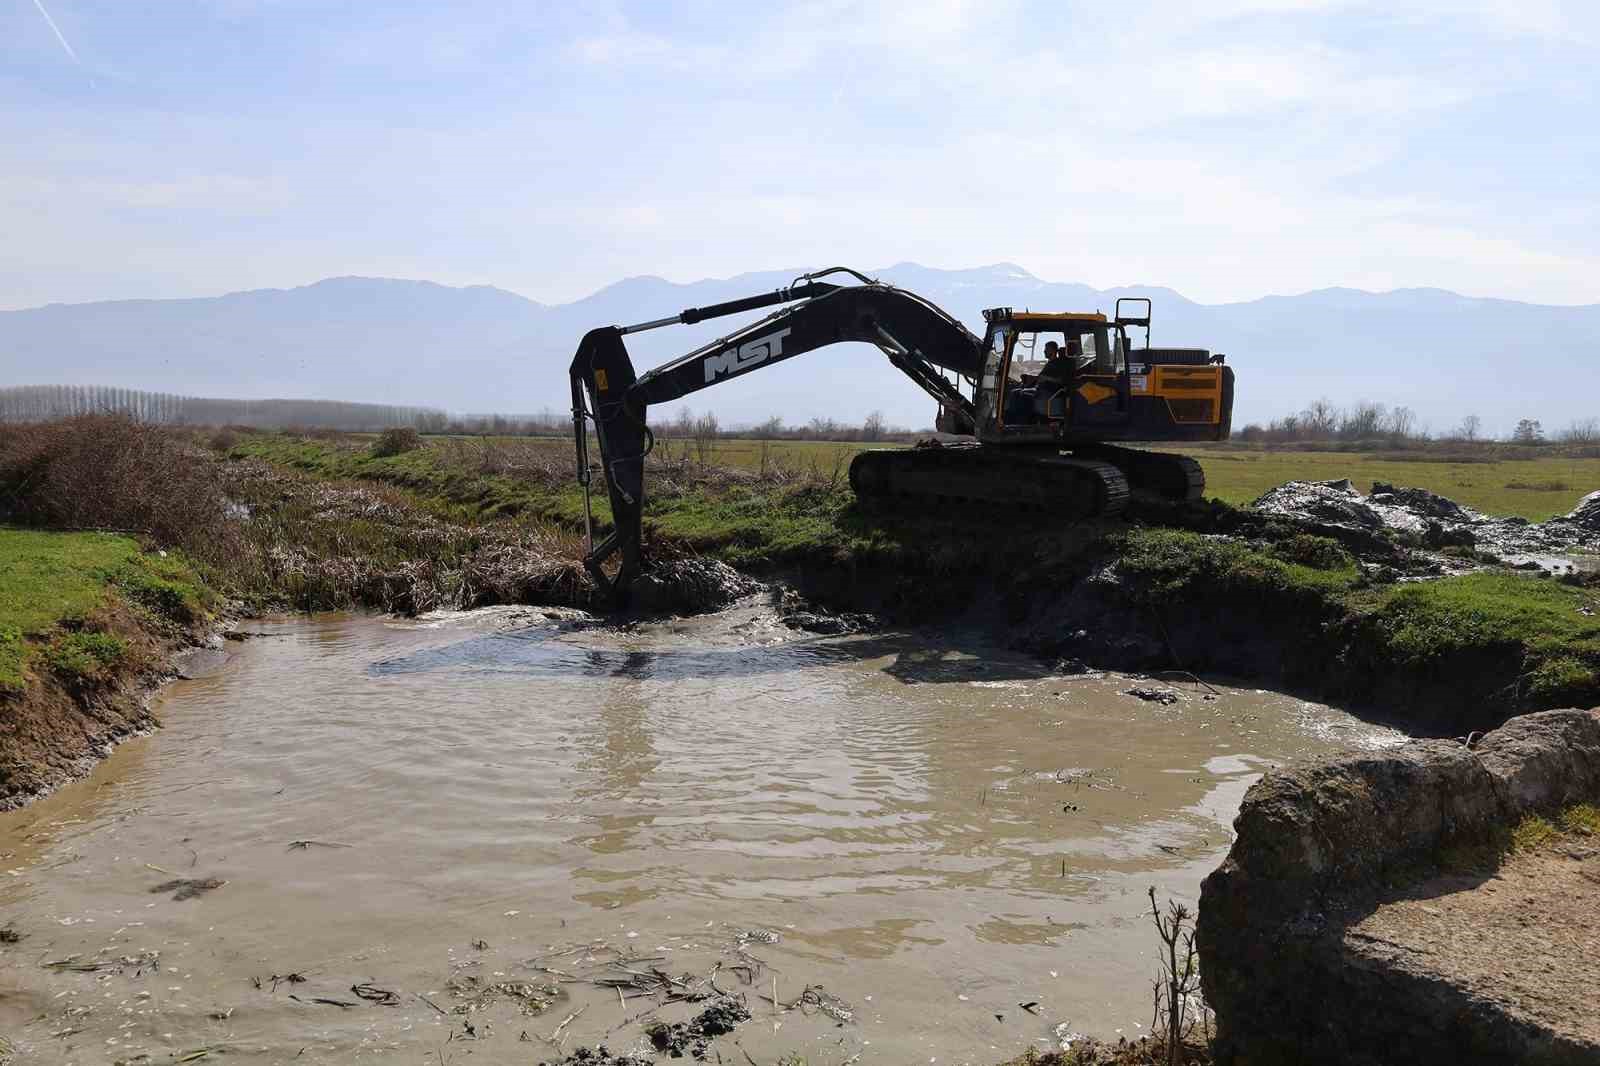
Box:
[0, 603, 1405, 1065]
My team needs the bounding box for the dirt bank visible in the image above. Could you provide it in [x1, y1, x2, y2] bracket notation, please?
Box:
[1198, 707, 1600, 1065]
[0, 596, 225, 809]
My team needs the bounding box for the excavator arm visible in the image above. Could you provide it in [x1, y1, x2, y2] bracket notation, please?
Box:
[569, 268, 983, 596]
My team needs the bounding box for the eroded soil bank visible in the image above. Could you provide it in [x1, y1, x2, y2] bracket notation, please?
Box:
[1199, 706, 1600, 1065]
[0, 605, 1404, 1064]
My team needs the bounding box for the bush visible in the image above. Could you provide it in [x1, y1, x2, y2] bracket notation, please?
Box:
[0, 415, 238, 562]
[370, 427, 422, 457]
[208, 428, 239, 452]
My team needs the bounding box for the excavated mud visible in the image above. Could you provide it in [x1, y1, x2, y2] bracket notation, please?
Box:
[626, 558, 764, 615]
[1254, 479, 1600, 568]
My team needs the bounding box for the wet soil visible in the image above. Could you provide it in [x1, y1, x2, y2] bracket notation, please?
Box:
[0, 602, 1404, 1064]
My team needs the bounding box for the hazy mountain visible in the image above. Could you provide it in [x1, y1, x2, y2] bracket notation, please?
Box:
[4, 265, 1597, 437]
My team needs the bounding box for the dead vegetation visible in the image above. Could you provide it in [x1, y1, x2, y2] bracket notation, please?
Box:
[0, 414, 240, 562]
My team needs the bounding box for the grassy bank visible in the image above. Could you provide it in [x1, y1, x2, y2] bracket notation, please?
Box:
[1104, 528, 1600, 722]
[0, 528, 210, 696]
[0, 525, 214, 805]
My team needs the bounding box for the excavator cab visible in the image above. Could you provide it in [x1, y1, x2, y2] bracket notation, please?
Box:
[975, 310, 1130, 441]
[973, 302, 1229, 449]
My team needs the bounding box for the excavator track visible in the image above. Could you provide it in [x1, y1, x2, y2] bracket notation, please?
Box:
[1075, 443, 1205, 502]
[849, 442, 1129, 519]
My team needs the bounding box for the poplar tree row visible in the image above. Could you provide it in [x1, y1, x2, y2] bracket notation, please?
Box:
[0, 385, 445, 431]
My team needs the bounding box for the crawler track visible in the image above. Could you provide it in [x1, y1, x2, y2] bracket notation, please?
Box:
[849, 442, 1129, 519]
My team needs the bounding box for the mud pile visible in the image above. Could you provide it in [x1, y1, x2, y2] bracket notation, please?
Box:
[626, 559, 764, 616]
[1253, 479, 1600, 565]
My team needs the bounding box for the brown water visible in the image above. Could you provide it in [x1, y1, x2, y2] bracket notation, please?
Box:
[0, 604, 1405, 1065]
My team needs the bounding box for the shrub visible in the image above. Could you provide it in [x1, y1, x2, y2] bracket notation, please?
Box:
[208, 428, 239, 452]
[370, 427, 422, 457]
[0, 414, 238, 563]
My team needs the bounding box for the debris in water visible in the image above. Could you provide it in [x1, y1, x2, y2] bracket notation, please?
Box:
[446, 973, 564, 1015]
[286, 839, 354, 850]
[735, 928, 782, 947]
[350, 982, 400, 1005]
[150, 877, 227, 901]
[290, 993, 356, 1008]
[44, 950, 160, 975]
[1124, 687, 1180, 705]
[536, 1045, 655, 1066]
[0, 927, 21, 944]
[644, 996, 752, 1060]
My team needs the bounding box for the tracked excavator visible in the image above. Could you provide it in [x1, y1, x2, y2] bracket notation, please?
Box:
[570, 267, 1233, 596]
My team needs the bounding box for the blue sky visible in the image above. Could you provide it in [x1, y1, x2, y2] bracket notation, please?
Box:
[4, 0, 1597, 311]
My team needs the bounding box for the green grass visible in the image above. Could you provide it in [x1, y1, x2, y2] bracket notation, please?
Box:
[235, 433, 1600, 526]
[1559, 804, 1600, 835]
[45, 631, 128, 681]
[1363, 573, 1600, 697]
[0, 527, 209, 694]
[0, 529, 143, 693]
[1181, 443, 1600, 520]
[1115, 527, 1361, 608]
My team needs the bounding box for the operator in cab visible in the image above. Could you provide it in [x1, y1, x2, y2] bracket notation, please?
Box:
[1033, 337, 1075, 419]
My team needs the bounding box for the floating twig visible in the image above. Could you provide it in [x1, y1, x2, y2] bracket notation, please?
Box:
[351, 982, 400, 1006]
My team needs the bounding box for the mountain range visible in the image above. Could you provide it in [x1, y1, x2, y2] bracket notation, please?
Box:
[4, 263, 1597, 436]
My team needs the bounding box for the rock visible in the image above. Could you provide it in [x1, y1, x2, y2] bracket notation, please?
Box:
[1199, 707, 1600, 1065]
[1124, 686, 1179, 705]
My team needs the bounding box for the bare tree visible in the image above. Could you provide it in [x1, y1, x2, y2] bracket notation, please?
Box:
[1513, 418, 1545, 444]
[1560, 417, 1600, 443]
[862, 410, 886, 442]
[1453, 414, 1482, 442]
[1148, 886, 1204, 1066]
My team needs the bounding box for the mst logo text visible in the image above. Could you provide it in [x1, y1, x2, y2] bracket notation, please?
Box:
[703, 327, 792, 383]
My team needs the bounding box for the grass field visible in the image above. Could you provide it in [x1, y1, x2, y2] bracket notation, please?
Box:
[650, 437, 1600, 520]
[0, 527, 208, 693]
[240, 432, 1600, 526]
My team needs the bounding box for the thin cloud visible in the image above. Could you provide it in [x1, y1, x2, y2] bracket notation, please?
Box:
[31, 0, 81, 65]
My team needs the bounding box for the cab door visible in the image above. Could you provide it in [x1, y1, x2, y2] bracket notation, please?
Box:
[1067, 325, 1131, 428]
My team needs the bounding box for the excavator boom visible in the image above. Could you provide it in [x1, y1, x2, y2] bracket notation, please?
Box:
[570, 269, 981, 594]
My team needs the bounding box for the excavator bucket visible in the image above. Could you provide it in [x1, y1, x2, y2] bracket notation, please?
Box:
[570, 327, 648, 595]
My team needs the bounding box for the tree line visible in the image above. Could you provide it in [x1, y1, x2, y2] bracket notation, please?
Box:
[0, 385, 445, 432]
[1237, 399, 1600, 445]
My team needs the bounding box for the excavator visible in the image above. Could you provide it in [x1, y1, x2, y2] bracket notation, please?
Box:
[570, 267, 1234, 596]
